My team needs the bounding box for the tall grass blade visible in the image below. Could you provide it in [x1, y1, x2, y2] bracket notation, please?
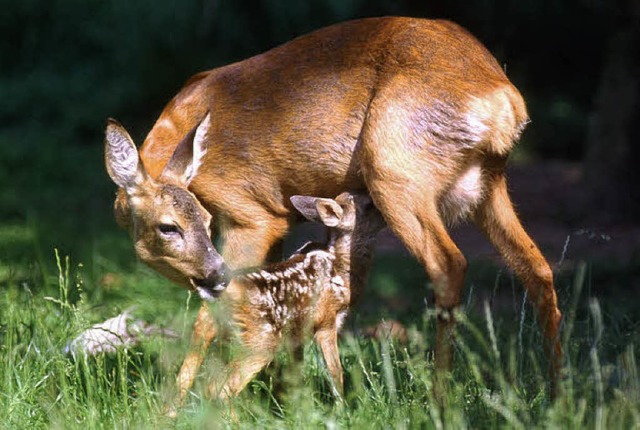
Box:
[380, 336, 397, 404]
[562, 261, 587, 348]
[589, 298, 605, 430]
[484, 300, 500, 364]
[517, 290, 527, 374]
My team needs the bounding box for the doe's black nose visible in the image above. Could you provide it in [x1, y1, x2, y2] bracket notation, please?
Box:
[205, 262, 231, 288]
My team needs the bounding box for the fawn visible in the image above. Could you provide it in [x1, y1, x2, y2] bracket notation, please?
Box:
[176, 192, 384, 403]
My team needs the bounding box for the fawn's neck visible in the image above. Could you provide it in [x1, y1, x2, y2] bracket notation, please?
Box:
[330, 232, 376, 292]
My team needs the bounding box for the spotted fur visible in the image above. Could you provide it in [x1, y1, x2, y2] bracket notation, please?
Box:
[232, 250, 348, 338]
[202, 192, 383, 400]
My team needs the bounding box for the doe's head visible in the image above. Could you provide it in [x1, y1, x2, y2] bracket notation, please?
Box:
[104, 113, 230, 300]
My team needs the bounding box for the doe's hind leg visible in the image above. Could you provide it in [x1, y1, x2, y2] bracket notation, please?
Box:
[473, 174, 562, 395]
[359, 99, 470, 400]
[362, 174, 467, 367]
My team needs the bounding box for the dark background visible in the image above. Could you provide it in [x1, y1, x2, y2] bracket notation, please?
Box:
[1, 0, 638, 297]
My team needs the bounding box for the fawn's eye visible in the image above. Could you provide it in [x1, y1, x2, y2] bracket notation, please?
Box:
[158, 223, 181, 237]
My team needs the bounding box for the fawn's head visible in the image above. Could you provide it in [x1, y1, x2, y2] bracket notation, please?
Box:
[290, 191, 385, 243]
[104, 113, 230, 300]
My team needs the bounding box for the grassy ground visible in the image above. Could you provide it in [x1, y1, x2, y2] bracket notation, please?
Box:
[1, 242, 639, 429]
[1, 127, 638, 428]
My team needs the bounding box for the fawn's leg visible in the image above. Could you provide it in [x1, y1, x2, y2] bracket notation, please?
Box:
[473, 174, 562, 395]
[209, 351, 274, 399]
[165, 302, 218, 417]
[315, 327, 344, 397]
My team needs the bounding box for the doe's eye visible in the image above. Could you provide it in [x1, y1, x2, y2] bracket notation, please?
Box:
[158, 223, 181, 237]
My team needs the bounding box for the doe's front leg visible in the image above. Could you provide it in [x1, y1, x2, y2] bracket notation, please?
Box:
[219, 211, 292, 268]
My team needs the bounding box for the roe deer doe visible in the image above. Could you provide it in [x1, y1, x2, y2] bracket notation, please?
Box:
[105, 17, 562, 398]
[169, 192, 384, 408]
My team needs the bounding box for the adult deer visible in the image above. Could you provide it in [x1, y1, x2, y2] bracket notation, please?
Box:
[105, 17, 562, 398]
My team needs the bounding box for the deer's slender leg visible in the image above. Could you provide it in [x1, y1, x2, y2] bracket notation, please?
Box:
[315, 327, 344, 397]
[380, 200, 465, 370]
[359, 106, 468, 401]
[473, 174, 562, 394]
[209, 351, 274, 399]
[177, 303, 218, 395]
[219, 210, 292, 268]
[362, 175, 466, 390]
[165, 302, 218, 416]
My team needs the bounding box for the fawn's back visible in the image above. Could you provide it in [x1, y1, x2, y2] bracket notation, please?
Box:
[224, 249, 348, 345]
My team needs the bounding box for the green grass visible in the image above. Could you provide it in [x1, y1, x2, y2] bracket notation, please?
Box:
[1, 249, 639, 429]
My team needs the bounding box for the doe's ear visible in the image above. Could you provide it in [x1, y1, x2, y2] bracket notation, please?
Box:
[290, 195, 343, 227]
[160, 112, 210, 186]
[105, 119, 146, 190]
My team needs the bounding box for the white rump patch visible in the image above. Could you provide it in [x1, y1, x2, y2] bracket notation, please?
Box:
[440, 163, 485, 224]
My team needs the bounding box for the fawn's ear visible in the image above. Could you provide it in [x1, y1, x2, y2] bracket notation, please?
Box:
[290, 195, 343, 227]
[105, 119, 147, 192]
[160, 112, 210, 186]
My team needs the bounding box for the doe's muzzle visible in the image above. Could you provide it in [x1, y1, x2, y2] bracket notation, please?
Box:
[191, 256, 232, 301]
